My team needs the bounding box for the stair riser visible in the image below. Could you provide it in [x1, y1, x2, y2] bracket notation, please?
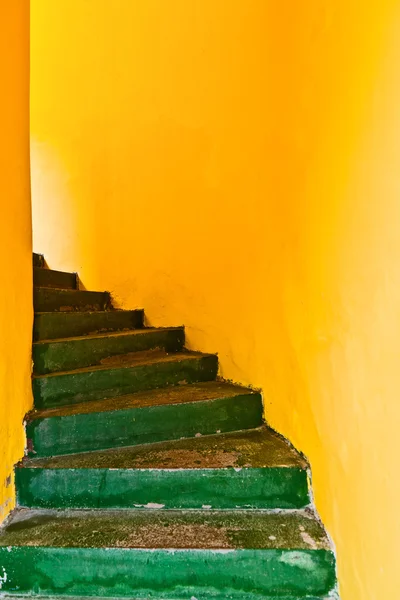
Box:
[0, 546, 336, 599]
[33, 267, 77, 290]
[26, 394, 263, 457]
[32, 355, 219, 409]
[0, 593, 332, 600]
[16, 467, 309, 510]
[33, 310, 144, 341]
[33, 329, 185, 375]
[34, 288, 112, 313]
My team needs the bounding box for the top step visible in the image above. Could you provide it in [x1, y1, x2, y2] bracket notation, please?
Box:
[33, 252, 45, 268]
[34, 287, 112, 313]
[34, 266, 78, 290]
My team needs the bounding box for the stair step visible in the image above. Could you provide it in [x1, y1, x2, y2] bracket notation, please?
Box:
[34, 288, 112, 313]
[32, 327, 185, 374]
[32, 350, 219, 410]
[0, 597, 335, 600]
[33, 266, 77, 290]
[0, 508, 336, 599]
[33, 252, 44, 268]
[26, 381, 263, 457]
[0, 596, 336, 600]
[17, 427, 308, 510]
[33, 309, 144, 341]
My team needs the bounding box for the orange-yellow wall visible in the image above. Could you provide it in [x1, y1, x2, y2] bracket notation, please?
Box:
[268, 3, 400, 598]
[31, 1, 400, 598]
[0, 1, 32, 523]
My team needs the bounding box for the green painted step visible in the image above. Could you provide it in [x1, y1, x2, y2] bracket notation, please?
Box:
[33, 267, 77, 290]
[32, 350, 219, 410]
[16, 427, 309, 510]
[0, 597, 337, 600]
[33, 309, 144, 341]
[34, 288, 112, 313]
[0, 508, 336, 599]
[26, 382, 263, 457]
[0, 596, 336, 600]
[33, 253, 44, 268]
[32, 327, 185, 374]
[1, 591, 340, 600]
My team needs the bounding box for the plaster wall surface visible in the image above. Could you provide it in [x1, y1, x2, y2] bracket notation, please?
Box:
[30, 2, 400, 598]
[0, 0, 32, 523]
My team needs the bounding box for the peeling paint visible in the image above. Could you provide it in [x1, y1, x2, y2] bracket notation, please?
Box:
[300, 530, 319, 550]
[16, 465, 310, 510]
[0, 568, 7, 589]
[278, 551, 317, 570]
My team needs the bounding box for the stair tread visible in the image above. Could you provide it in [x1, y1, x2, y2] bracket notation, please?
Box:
[32, 349, 214, 379]
[0, 508, 330, 550]
[20, 426, 307, 470]
[29, 380, 258, 420]
[33, 326, 183, 345]
[34, 288, 112, 313]
[33, 267, 76, 278]
[33, 267, 77, 291]
[34, 286, 93, 292]
[34, 310, 123, 315]
[34, 266, 75, 275]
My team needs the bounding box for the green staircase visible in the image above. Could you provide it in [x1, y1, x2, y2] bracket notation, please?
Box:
[0, 253, 338, 600]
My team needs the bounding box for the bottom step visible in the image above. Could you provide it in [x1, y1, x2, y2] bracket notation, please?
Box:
[0, 597, 338, 600]
[0, 509, 336, 599]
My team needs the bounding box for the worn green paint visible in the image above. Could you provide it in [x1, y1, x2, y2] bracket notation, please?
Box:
[0, 547, 336, 599]
[33, 267, 77, 290]
[21, 426, 307, 470]
[32, 327, 185, 375]
[0, 508, 332, 550]
[32, 351, 219, 409]
[33, 253, 44, 268]
[30, 381, 248, 418]
[0, 546, 336, 599]
[17, 427, 307, 509]
[0, 509, 335, 598]
[25, 258, 337, 598]
[34, 288, 112, 313]
[16, 465, 308, 510]
[26, 390, 263, 457]
[0, 596, 335, 600]
[0, 596, 336, 600]
[33, 309, 144, 341]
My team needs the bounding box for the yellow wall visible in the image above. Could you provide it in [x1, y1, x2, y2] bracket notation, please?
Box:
[268, 3, 400, 598]
[0, 1, 32, 523]
[31, 1, 400, 598]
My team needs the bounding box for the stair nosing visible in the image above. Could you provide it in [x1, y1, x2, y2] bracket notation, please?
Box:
[32, 326, 184, 346]
[33, 266, 77, 275]
[27, 381, 259, 421]
[0, 507, 332, 552]
[32, 350, 216, 380]
[34, 309, 144, 316]
[34, 287, 108, 294]
[18, 426, 308, 470]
